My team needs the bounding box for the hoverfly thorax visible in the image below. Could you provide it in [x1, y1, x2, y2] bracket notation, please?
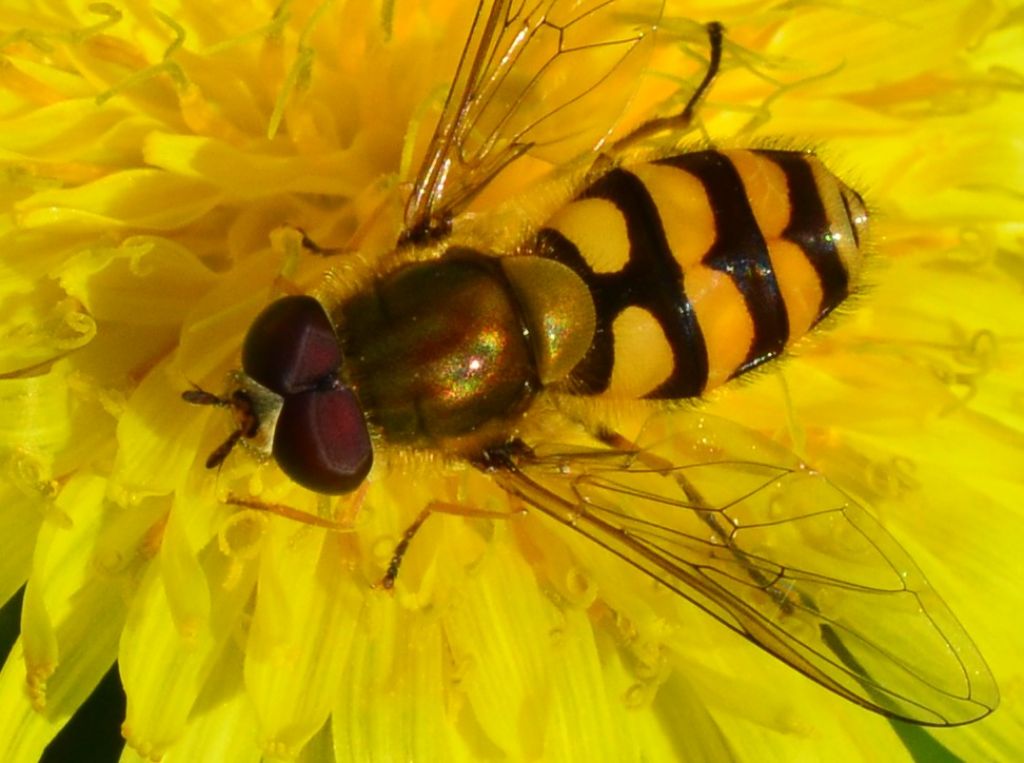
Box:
[335, 248, 596, 451]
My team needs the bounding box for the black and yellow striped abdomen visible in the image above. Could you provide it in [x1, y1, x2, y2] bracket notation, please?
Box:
[535, 149, 868, 399]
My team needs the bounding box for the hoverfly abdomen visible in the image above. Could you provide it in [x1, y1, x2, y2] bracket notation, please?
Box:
[536, 149, 869, 399]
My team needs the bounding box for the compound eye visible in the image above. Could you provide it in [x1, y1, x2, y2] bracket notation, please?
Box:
[272, 386, 373, 494]
[242, 295, 341, 395]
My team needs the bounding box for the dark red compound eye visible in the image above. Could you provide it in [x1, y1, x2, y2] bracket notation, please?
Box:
[242, 295, 341, 395]
[242, 295, 373, 493]
[273, 386, 374, 494]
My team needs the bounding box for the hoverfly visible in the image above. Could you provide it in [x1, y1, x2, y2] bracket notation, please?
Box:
[185, 0, 997, 726]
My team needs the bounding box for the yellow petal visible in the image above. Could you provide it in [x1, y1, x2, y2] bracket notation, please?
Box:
[0, 486, 42, 607]
[17, 170, 222, 230]
[15, 474, 126, 745]
[332, 598, 455, 762]
[143, 133, 379, 199]
[120, 544, 256, 758]
[112, 357, 209, 497]
[0, 640, 61, 762]
[244, 527, 362, 757]
[158, 668, 263, 763]
[441, 537, 562, 759]
[544, 610, 641, 762]
[58, 236, 217, 326]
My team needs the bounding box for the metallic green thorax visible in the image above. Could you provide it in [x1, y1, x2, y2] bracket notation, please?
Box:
[337, 249, 540, 445]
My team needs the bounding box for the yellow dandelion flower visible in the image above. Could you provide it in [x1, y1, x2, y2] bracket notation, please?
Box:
[0, 1, 1021, 762]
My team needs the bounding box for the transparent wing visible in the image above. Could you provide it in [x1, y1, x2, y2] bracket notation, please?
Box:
[488, 409, 998, 726]
[403, 0, 664, 241]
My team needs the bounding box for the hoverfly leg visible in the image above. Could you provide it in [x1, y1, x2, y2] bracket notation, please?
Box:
[289, 180, 405, 257]
[225, 493, 361, 531]
[396, 215, 453, 250]
[295, 227, 349, 258]
[181, 387, 231, 407]
[376, 500, 527, 591]
[204, 428, 245, 469]
[377, 504, 432, 591]
[603, 21, 724, 160]
[268, 226, 349, 271]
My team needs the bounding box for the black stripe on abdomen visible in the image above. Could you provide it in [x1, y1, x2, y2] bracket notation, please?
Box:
[659, 151, 789, 376]
[756, 149, 850, 320]
[536, 168, 709, 397]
